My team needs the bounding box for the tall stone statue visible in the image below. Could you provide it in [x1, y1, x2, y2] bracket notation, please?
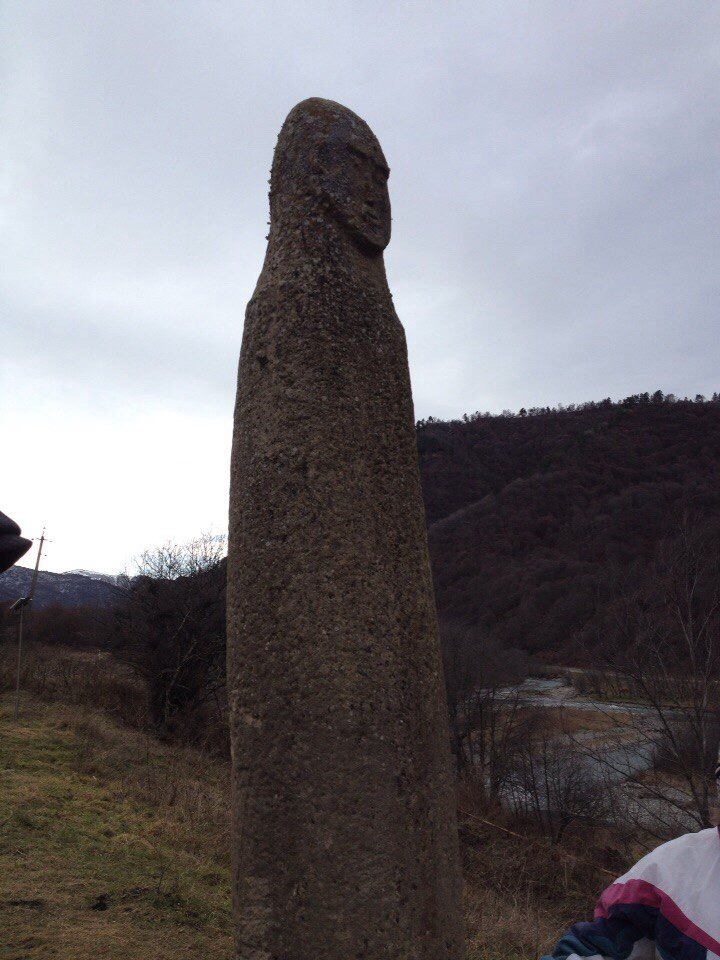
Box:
[0, 511, 31, 574]
[227, 98, 465, 959]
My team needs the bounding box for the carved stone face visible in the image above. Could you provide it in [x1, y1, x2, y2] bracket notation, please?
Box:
[317, 130, 391, 254]
[272, 99, 392, 254]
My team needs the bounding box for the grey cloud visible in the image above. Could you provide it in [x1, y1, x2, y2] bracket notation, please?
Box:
[3, 0, 719, 421]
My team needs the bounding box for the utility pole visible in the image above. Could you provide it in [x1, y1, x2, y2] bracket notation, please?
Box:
[12, 531, 46, 722]
[28, 530, 45, 602]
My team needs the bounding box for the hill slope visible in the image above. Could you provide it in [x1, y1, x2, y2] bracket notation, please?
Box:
[418, 396, 720, 659]
[0, 695, 232, 960]
[1, 688, 611, 960]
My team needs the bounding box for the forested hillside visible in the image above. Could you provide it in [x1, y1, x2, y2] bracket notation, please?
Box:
[5, 392, 719, 670]
[418, 393, 720, 661]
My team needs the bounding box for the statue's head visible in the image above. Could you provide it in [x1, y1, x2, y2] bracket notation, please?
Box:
[271, 98, 391, 254]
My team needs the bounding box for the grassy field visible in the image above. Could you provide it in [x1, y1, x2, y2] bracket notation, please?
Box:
[0, 688, 612, 960]
[0, 694, 232, 960]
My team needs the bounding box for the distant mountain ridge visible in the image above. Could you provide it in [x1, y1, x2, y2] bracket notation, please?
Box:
[0, 566, 123, 609]
[64, 569, 125, 585]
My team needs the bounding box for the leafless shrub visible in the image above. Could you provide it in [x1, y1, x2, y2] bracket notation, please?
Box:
[653, 714, 720, 784]
[110, 532, 228, 748]
[440, 617, 529, 800]
[505, 726, 609, 843]
[0, 641, 149, 727]
[579, 517, 720, 838]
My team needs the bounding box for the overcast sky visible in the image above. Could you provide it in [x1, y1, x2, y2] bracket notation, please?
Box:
[2, 1, 719, 573]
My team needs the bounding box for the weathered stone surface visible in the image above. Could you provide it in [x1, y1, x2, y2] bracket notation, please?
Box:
[227, 97, 465, 960]
[0, 510, 31, 575]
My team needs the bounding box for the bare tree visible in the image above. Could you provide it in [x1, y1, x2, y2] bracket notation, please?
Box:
[578, 518, 720, 836]
[136, 534, 226, 580]
[440, 618, 529, 799]
[506, 725, 609, 843]
[111, 532, 227, 742]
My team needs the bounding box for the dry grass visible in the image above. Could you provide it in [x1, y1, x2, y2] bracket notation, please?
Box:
[550, 706, 637, 740]
[0, 642, 149, 728]
[0, 638, 633, 960]
[458, 805, 625, 960]
[0, 694, 232, 960]
[466, 884, 556, 960]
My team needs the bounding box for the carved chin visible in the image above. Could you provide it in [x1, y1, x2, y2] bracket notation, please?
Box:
[345, 217, 391, 254]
